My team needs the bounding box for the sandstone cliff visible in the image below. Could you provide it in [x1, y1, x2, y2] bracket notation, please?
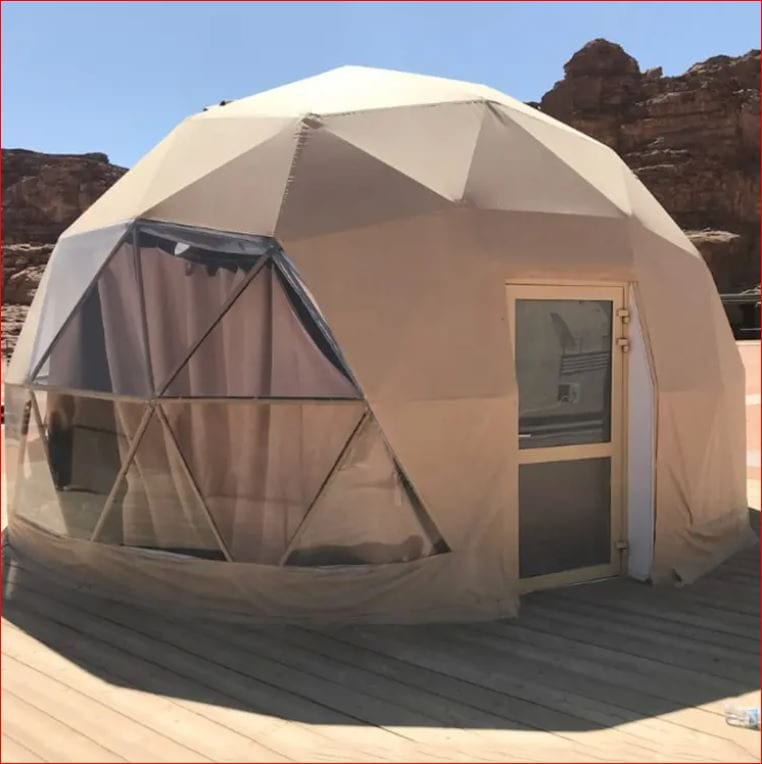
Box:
[2, 150, 126, 354]
[537, 39, 760, 292]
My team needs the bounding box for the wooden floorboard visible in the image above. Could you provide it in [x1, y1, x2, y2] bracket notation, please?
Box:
[1, 734, 46, 763]
[2, 541, 760, 762]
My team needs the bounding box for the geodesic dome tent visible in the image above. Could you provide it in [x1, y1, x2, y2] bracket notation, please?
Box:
[4, 66, 753, 623]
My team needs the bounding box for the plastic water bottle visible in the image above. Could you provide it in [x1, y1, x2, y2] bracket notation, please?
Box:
[725, 705, 761, 730]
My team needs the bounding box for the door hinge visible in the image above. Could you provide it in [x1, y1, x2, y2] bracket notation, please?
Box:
[616, 338, 630, 352]
[616, 540, 629, 551]
[616, 308, 630, 324]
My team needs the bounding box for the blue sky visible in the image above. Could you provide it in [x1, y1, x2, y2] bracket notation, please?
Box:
[2, 1, 759, 167]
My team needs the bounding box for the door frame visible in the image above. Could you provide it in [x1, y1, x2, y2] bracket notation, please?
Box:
[505, 280, 629, 594]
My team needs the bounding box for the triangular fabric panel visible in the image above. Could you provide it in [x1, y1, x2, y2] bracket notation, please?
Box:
[13, 394, 141, 541]
[165, 261, 359, 398]
[500, 106, 632, 215]
[145, 125, 300, 237]
[285, 416, 447, 566]
[463, 105, 623, 218]
[162, 401, 366, 563]
[213, 65, 487, 119]
[28, 223, 129, 378]
[33, 239, 151, 396]
[101, 410, 224, 558]
[64, 130, 180, 237]
[275, 128, 450, 241]
[324, 102, 485, 201]
[138, 116, 296, 214]
[137, 227, 258, 393]
[6, 264, 52, 384]
[66, 116, 295, 236]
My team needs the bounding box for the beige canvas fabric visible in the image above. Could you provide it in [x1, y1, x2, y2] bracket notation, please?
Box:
[6, 66, 752, 624]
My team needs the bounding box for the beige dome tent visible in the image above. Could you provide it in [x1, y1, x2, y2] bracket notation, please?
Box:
[4, 66, 753, 623]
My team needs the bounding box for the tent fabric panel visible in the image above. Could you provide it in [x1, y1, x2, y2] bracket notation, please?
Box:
[9, 517, 516, 623]
[28, 224, 130, 380]
[161, 401, 366, 564]
[464, 105, 623, 218]
[323, 102, 485, 201]
[275, 127, 450, 241]
[5, 264, 52, 384]
[64, 116, 294, 237]
[498, 105, 632, 215]
[285, 415, 445, 567]
[630, 224, 751, 582]
[144, 124, 300, 236]
[206, 66, 485, 119]
[62, 129, 181, 238]
[32, 239, 151, 396]
[368, 397, 517, 560]
[281, 211, 523, 405]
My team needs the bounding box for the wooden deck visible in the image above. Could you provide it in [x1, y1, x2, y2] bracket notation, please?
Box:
[1, 529, 759, 763]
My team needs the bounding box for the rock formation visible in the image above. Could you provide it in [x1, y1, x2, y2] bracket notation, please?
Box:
[3, 149, 126, 245]
[2, 150, 126, 355]
[537, 39, 760, 292]
[2, 40, 760, 357]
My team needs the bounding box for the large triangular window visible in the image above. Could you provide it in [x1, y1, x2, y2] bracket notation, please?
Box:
[283, 416, 449, 566]
[136, 223, 267, 393]
[32, 240, 151, 396]
[163, 260, 359, 399]
[161, 400, 366, 563]
[95, 409, 227, 559]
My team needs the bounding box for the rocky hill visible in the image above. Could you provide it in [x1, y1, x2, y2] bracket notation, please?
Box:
[2, 150, 126, 355]
[536, 39, 760, 293]
[2, 40, 760, 357]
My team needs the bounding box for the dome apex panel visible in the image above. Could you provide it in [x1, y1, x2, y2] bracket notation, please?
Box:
[66, 116, 295, 237]
[202, 65, 496, 119]
[276, 128, 450, 240]
[323, 101, 485, 201]
[498, 105, 632, 215]
[144, 124, 299, 236]
[464, 104, 624, 217]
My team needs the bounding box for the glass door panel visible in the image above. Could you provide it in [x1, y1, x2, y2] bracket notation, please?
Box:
[506, 284, 625, 592]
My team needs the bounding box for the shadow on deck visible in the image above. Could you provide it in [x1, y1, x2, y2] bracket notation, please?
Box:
[2, 515, 758, 744]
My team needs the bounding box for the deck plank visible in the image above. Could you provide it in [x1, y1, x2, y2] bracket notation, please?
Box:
[1, 689, 126, 763]
[329, 621, 759, 759]
[1, 734, 46, 763]
[3, 579, 466, 763]
[2, 621, 288, 763]
[3, 655, 212, 763]
[5, 570, 613, 763]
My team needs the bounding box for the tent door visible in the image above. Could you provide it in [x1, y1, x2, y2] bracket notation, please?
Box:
[506, 283, 626, 593]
